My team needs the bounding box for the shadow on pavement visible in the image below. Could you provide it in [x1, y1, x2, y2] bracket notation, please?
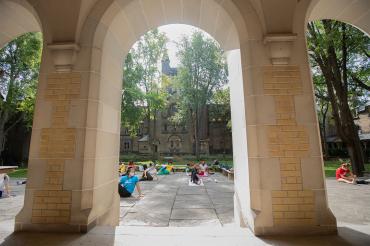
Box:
[260, 226, 370, 246]
[0, 227, 116, 246]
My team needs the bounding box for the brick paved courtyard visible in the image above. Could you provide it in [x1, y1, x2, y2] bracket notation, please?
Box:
[0, 174, 369, 245]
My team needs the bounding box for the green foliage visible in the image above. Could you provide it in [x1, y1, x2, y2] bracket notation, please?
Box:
[173, 32, 228, 120]
[122, 29, 168, 136]
[0, 32, 42, 126]
[209, 87, 231, 129]
[8, 168, 28, 178]
[122, 53, 146, 135]
[171, 31, 228, 157]
[307, 20, 369, 174]
[308, 20, 369, 112]
[0, 32, 42, 159]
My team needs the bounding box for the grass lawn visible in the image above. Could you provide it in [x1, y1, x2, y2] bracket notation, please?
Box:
[324, 160, 370, 177]
[8, 160, 369, 179]
[8, 168, 28, 178]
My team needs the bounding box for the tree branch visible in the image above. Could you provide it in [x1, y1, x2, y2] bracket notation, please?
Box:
[350, 73, 370, 91]
[4, 114, 23, 135]
[315, 93, 330, 101]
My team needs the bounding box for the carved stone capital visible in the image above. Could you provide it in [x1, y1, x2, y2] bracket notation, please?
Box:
[263, 34, 297, 65]
[48, 43, 80, 73]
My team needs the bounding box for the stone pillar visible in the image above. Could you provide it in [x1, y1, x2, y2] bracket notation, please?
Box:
[236, 32, 337, 235]
[14, 43, 105, 232]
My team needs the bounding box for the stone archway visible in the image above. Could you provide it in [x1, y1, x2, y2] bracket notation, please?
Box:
[0, 0, 41, 48]
[307, 0, 370, 36]
[13, 0, 370, 236]
[83, 0, 252, 232]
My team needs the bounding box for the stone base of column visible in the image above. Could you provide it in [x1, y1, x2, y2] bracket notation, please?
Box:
[14, 191, 120, 233]
[253, 224, 337, 236]
[251, 205, 337, 236]
[14, 222, 94, 233]
[96, 193, 120, 227]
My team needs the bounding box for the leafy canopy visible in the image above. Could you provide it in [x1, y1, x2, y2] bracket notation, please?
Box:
[0, 32, 42, 128]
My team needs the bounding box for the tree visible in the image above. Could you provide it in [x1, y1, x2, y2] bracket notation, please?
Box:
[122, 29, 168, 158]
[307, 20, 370, 175]
[0, 32, 42, 163]
[172, 31, 228, 159]
[313, 74, 331, 158]
[209, 87, 231, 156]
[122, 53, 146, 136]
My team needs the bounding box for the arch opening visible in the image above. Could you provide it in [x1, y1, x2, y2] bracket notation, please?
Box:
[305, 18, 370, 231]
[85, 0, 251, 230]
[0, 0, 43, 231]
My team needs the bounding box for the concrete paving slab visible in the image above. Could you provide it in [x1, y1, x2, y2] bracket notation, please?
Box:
[169, 219, 222, 227]
[1, 176, 370, 245]
[174, 194, 210, 202]
[173, 200, 213, 209]
[120, 212, 170, 227]
[170, 208, 218, 220]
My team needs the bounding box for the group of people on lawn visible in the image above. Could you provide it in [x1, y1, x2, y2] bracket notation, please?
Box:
[117, 159, 366, 199]
[117, 160, 214, 198]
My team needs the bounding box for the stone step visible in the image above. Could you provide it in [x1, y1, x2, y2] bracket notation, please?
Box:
[88, 225, 264, 246]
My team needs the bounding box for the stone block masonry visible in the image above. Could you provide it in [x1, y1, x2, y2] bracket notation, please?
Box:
[31, 73, 80, 224]
[264, 66, 315, 226]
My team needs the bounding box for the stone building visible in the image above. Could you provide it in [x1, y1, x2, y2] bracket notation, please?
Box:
[325, 103, 370, 157]
[1, 0, 369, 238]
[120, 57, 232, 156]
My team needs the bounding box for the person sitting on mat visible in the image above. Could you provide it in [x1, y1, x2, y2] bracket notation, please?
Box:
[190, 164, 203, 185]
[0, 173, 10, 198]
[127, 161, 136, 171]
[185, 163, 194, 176]
[118, 167, 143, 198]
[336, 162, 356, 184]
[140, 164, 154, 181]
[118, 162, 126, 176]
[147, 163, 158, 180]
[199, 160, 209, 177]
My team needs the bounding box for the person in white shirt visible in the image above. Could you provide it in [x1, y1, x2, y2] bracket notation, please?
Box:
[0, 173, 10, 198]
[147, 163, 158, 180]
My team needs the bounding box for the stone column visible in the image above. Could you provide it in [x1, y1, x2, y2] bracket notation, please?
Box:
[236, 32, 336, 235]
[14, 43, 101, 232]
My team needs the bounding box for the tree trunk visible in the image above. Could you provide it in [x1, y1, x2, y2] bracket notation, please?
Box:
[320, 104, 329, 159]
[347, 140, 365, 175]
[152, 109, 157, 160]
[195, 108, 200, 160]
[312, 20, 366, 176]
[0, 111, 9, 163]
[0, 129, 6, 164]
[327, 81, 365, 176]
[319, 125, 327, 159]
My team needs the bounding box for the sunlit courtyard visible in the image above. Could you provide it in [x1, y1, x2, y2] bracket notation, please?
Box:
[1, 175, 370, 245]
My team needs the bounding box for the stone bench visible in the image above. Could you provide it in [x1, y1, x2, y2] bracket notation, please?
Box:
[0, 166, 18, 174]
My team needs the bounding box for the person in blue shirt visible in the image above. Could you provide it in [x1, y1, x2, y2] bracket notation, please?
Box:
[118, 167, 143, 198]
